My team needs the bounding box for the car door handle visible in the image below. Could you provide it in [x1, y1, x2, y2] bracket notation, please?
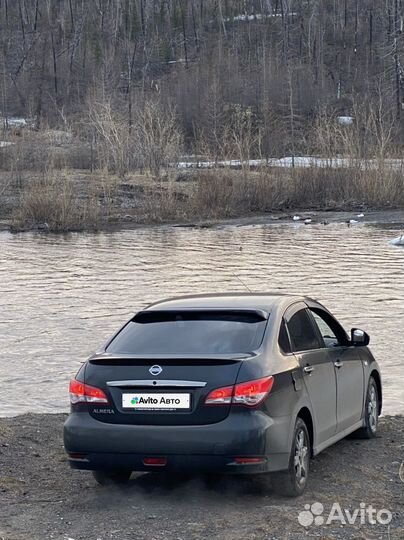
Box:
[303, 366, 314, 374]
[334, 360, 344, 369]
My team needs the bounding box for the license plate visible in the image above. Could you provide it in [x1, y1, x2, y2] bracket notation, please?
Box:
[122, 393, 191, 410]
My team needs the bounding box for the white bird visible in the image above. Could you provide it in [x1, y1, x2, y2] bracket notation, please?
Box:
[349, 219, 358, 224]
[293, 215, 301, 221]
[304, 218, 312, 224]
[357, 213, 365, 218]
[390, 234, 404, 246]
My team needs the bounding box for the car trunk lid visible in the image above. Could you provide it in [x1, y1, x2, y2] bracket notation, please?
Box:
[85, 353, 248, 425]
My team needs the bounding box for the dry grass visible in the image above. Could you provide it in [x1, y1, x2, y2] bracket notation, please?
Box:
[12, 173, 100, 232]
[6, 163, 404, 232]
[176, 166, 404, 220]
[2, 116, 404, 232]
[281, 166, 404, 208]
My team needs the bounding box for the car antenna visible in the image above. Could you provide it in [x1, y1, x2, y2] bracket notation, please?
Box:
[232, 272, 253, 293]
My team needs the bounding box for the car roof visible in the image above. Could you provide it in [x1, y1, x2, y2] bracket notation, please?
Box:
[145, 293, 314, 312]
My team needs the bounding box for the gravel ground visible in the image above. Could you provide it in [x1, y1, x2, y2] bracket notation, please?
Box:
[0, 414, 403, 540]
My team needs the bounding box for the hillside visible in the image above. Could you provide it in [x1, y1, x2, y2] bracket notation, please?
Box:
[0, 0, 404, 155]
[2, 1, 404, 232]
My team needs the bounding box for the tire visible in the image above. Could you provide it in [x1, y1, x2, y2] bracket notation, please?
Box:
[272, 417, 310, 497]
[92, 470, 132, 486]
[354, 376, 379, 439]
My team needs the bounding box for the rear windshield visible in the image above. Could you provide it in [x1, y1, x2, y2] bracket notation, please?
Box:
[106, 310, 268, 355]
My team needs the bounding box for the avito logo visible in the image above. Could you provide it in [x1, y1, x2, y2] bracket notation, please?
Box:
[132, 396, 159, 405]
[298, 502, 392, 527]
[130, 396, 181, 406]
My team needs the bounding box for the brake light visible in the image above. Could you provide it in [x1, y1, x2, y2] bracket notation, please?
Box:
[204, 385, 233, 405]
[69, 379, 109, 404]
[233, 376, 274, 406]
[205, 376, 274, 407]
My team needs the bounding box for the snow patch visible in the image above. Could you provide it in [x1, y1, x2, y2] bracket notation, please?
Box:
[337, 116, 354, 125]
[176, 156, 404, 170]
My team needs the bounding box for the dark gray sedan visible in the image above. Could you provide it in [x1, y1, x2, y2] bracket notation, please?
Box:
[64, 293, 381, 496]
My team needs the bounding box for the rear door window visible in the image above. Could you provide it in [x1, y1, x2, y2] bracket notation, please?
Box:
[286, 309, 322, 352]
[107, 310, 268, 355]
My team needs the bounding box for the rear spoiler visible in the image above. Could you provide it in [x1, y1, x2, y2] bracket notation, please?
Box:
[133, 308, 269, 322]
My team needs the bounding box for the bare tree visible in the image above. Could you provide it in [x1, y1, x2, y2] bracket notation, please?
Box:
[88, 98, 130, 178]
[133, 99, 183, 177]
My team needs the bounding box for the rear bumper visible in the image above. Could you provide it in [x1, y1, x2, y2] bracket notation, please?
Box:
[63, 411, 291, 474]
[67, 453, 283, 474]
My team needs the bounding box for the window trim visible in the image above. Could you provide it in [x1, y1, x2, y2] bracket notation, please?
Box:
[278, 318, 293, 355]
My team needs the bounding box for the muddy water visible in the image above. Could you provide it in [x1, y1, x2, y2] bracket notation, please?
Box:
[1, 218, 404, 416]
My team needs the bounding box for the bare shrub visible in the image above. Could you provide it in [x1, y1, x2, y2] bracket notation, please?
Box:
[0, 174, 11, 198]
[227, 104, 257, 168]
[13, 172, 99, 232]
[184, 166, 404, 221]
[86, 97, 183, 178]
[194, 104, 261, 170]
[133, 99, 183, 177]
[188, 170, 287, 219]
[139, 175, 188, 222]
[65, 143, 93, 170]
[191, 172, 236, 218]
[277, 166, 404, 209]
[0, 174, 13, 215]
[354, 168, 404, 207]
[2, 135, 56, 174]
[88, 100, 130, 178]
[312, 109, 341, 161]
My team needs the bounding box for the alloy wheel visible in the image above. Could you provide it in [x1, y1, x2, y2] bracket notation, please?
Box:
[294, 428, 309, 486]
[368, 385, 378, 433]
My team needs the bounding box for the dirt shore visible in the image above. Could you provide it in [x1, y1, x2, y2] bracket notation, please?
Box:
[2, 166, 404, 234]
[0, 414, 403, 540]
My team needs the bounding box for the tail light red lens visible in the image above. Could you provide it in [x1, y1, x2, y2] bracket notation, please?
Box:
[205, 376, 274, 407]
[233, 376, 274, 406]
[233, 457, 266, 464]
[143, 457, 167, 466]
[204, 384, 233, 405]
[68, 452, 88, 460]
[69, 379, 109, 404]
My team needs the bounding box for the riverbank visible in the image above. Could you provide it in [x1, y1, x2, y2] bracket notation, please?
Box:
[0, 414, 403, 539]
[2, 166, 404, 233]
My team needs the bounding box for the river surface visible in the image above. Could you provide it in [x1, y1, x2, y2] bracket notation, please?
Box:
[1, 216, 404, 416]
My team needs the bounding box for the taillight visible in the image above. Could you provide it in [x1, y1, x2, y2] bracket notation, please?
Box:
[69, 379, 109, 404]
[204, 385, 233, 405]
[205, 376, 274, 407]
[143, 457, 167, 466]
[232, 457, 266, 464]
[233, 376, 274, 406]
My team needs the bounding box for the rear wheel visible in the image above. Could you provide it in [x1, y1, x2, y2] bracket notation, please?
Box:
[92, 470, 132, 486]
[354, 376, 379, 439]
[272, 417, 310, 497]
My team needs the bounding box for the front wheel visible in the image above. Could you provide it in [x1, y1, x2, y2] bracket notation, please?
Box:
[271, 417, 310, 497]
[354, 376, 379, 439]
[92, 470, 132, 486]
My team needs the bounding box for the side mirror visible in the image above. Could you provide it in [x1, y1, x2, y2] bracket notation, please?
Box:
[351, 328, 370, 347]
